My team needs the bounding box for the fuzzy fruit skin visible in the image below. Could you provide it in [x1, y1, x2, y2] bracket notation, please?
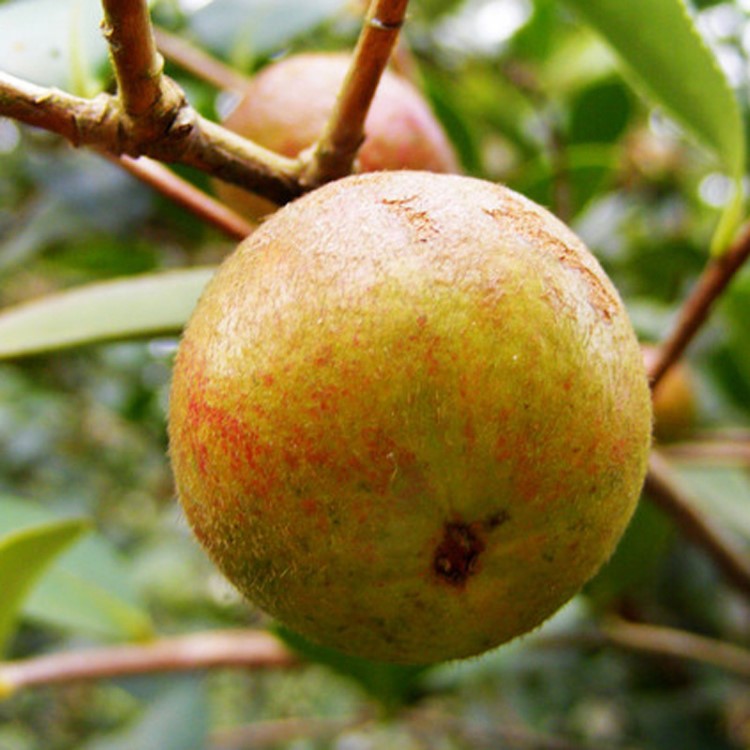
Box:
[214, 53, 459, 218]
[169, 171, 653, 664]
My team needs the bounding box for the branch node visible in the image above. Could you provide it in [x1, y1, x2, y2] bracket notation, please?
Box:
[369, 16, 404, 30]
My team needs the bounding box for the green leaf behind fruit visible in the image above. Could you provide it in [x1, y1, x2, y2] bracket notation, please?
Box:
[562, 0, 745, 250]
[0, 268, 215, 359]
[0, 516, 89, 655]
[0, 496, 154, 642]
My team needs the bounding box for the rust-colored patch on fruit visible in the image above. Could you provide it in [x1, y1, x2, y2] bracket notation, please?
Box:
[433, 522, 485, 586]
[382, 195, 440, 243]
[482, 204, 617, 321]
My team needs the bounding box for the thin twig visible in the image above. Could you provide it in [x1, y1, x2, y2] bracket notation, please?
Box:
[0, 72, 302, 205]
[661, 438, 750, 467]
[301, 0, 410, 186]
[537, 618, 750, 679]
[154, 26, 250, 93]
[112, 154, 255, 240]
[101, 0, 165, 118]
[646, 450, 750, 598]
[648, 219, 750, 391]
[602, 618, 750, 678]
[0, 630, 297, 698]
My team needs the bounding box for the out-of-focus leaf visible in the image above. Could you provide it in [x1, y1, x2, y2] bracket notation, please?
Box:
[513, 143, 617, 219]
[82, 679, 208, 750]
[674, 465, 750, 543]
[562, 0, 745, 251]
[561, 0, 744, 173]
[276, 626, 428, 710]
[0, 268, 214, 359]
[0, 516, 89, 655]
[0, 496, 154, 641]
[0, 0, 107, 92]
[569, 78, 633, 145]
[189, 0, 348, 65]
[0, 152, 154, 273]
[586, 500, 674, 607]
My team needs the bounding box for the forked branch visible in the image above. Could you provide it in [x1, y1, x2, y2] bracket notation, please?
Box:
[0, 71, 302, 205]
[101, 0, 165, 119]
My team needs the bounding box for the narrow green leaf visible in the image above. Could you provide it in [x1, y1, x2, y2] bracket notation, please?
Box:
[0, 518, 90, 655]
[562, 0, 744, 171]
[562, 0, 745, 250]
[675, 466, 750, 543]
[0, 268, 215, 359]
[0, 496, 154, 641]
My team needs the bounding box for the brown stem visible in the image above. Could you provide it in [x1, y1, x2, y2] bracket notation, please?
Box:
[648, 220, 750, 391]
[186, 115, 302, 204]
[301, 0, 410, 186]
[101, 0, 164, 118]
[602, 618, 750, 677]
[0, 629, 296, 697]
[0, 72, 302, 205]
[111, 154, 255, 240]
[661, 438, 750, 467]
[537, 618, 750, 679]
[0, 72, 121, 148]
[154, 26, 250, 93]
[646, 450, 750, 598]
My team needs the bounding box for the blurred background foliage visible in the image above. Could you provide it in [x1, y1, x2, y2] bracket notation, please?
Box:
[0, 0, 750, 748]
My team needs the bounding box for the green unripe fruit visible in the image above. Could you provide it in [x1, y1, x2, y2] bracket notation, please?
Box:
[214, 52, 459, 218]
[169, 171, 653, 664]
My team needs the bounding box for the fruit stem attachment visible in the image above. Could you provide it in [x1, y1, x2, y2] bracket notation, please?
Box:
[301, 0, 410, 187]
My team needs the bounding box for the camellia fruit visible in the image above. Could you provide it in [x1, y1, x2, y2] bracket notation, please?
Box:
[214, 52, 459, 218]
[169, 171, 653, 664]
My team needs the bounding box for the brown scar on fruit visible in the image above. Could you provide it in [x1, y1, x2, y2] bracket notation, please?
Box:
[382, 195, 440, 243]
[483, 205, 617, 321]
[433, 522, 484, 586]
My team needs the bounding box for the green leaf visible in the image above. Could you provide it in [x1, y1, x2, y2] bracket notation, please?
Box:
[275, 626, 428, 711]
[0, 496, 154, 641]
[0, 268, 215, 359]
[82, 679, 208, 750]
[562, 0, 745, 249]
[0, 517, 90, 655]
[513, 143, 618, 219]
[674, 465, 750, 543]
